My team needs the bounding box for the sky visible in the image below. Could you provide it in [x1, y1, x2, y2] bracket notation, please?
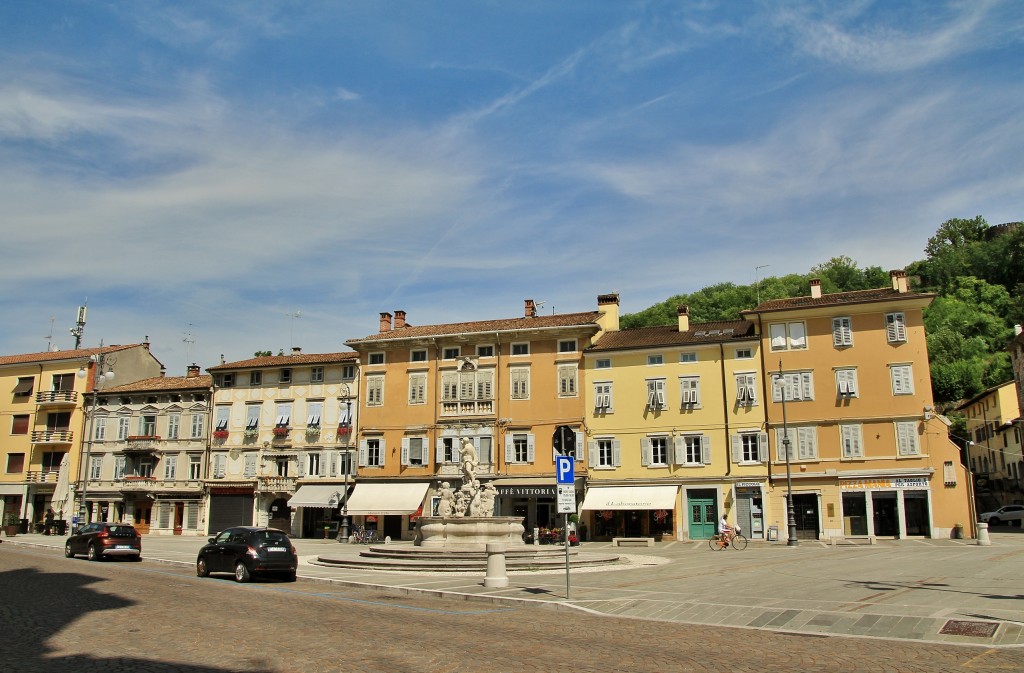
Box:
[1, 1, 1022, 374]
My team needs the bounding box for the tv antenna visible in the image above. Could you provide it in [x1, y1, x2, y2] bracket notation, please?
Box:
[755, 265, 770, 305]
[288, 310, 302, 349]
[183, 325, 196, 366]
[45, 316, 56, 351]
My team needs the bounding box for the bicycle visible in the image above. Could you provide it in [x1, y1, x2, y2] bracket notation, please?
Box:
[349, 527, 378, 544]
[708, 530, 748, 550]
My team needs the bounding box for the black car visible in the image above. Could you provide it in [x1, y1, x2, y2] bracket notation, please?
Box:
[65, 522, 142, 561]
[196, 526, 298, 582]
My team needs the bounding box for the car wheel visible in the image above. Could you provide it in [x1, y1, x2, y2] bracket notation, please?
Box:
[196, 557, 210, 577]
[284, 572, 297, 582]
[64, 542, 74, 559]
[989, 517, 1001, 526]
[234, 561, 251, 583]
[87, 544, 101, 562]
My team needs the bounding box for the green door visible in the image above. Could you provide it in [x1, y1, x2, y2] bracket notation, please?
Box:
[687, 492, 716, 539]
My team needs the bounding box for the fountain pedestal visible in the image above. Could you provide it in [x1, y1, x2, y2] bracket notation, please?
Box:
[416, 516, 526, 549]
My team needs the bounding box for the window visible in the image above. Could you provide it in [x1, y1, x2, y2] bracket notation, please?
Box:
[11, 415, 29, 435]
[732, 432, 766, 463]
[90, 455, 103, 480]
[307, 401, 323, 428]
[886, 312, 907, 343]
[593, 382, 613, 412]
[506, 433, 535, 463]
[836, 369, 858, 397]
[137, 458, 155, 478]
[679, 435, 708, 465]
[735, 373, 757, 405]
[559, 340, 577, 353]
[13, 376, 34, 397]
[735, 348, 753, 359]
[510, 368, 530, 400]
[249, 371, 262, 386]
[642, 436, 669, 466]
[190, 414, 205, 438]
[341, 365, 356, 380]
[114, 456, 126, 480]
[411, 349, 428, 362]
[366, 376, 384, 406]
[595, 358, 611, 369]
[311, 367, 324, 383]
[511, 343, 529, 356]
[773, 372, 814, 401]
[558, 365, 577, 397]
[679, 377, 700, 407]
[591, 438, 619, 468]
[408, 373, 427, 405]
[163, 455, 177, 480]
[477, 345, 494, 358]
[643, 379, 665, 411]
[361, 438, 384, 467]
[680, 352, 697, 363]
[275, 456, 289, 477]
[369, 353, 385, 366]
[832, 317, 853, 347]
[215, 407, 230, 432]
[6, 453, 24, 474]
[118, 417, 131, 440]
[896, 421, 920, 456]
[438, 437, 458, 464]
[274, 403, 292, 427]
[647, 354, 664, 366]
[167, 414, 180, 439]
[211, 454, 225, 479]
[769, 322, 807, 351]
[777, 426, 818, 460]
[840, 424, 864, 459]
[478, 436, 493, 463]
[443, 347, 460, 360]
[279, 368, 292, 384]
[217, 373, 234, 388]
[189, 455, 201, 480]
[402, 437, 426, 466]
[890, 365, 914, 395]
[245, 405, 260, 431]
[244, 454, 256, 478]
[306, 452, 321, 476]
[140, 415, 157, 436]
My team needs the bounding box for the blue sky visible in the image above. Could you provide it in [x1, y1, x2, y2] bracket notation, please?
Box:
[2, 1, 1022, 373]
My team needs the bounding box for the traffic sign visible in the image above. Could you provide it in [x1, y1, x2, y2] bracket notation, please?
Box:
[557, 484, 576, 514]
[555, 455, 574, 485]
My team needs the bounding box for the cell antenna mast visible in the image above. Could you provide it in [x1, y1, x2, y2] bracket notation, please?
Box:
[70, 303, 87, 350]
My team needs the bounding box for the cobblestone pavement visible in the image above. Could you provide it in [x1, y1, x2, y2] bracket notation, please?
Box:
[6, 530, 1024, 653]
[2, 544, 1024, 673]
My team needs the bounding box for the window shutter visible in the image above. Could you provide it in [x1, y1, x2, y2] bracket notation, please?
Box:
[801, 372, 813, 399]
[701, 435, 712, 464]
[588, 440, 598, 466]
[297, 456, 306, 477]
[612, 439, 622, 467]
[641, 438, 652, 466]
[730, 435, 741, 462]
[358, 440, 368, 467]
[673, 436, 685, 465]
[758, 433, 768, 462]
[526, 433, 535, 463]
[575, 432, 584, 462]
[401, 437, 410, 466]
[505, 436, 514, 463]
[329, 451, 338, 477]
[378, 438, 386, 465]
[436, 438, 445, 463]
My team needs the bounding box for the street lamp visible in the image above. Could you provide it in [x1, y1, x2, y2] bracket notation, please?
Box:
[337, 384, 352, 543]
[773, 363, 799, 547]
[77, 352, 115, 525]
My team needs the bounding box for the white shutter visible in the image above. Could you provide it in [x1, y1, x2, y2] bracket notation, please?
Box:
[297, 456, 306, 477]
[801, 372, 813, 400]
[612, 439, 622, 466]
[758, 433, 768, 462]
[798, 427, 816, 459]
[505, 435, 514, 463]
[575, 431, 584, 462]
[673, 436, 685, 465]
[378, 438, 386, 466]
[701, 435, 712, 464]
[776, 428, 793, 461]
[401, 437, 410, 466]
[641, 438, 652, 466]
[731, 435, 742, 463]
[436, 438, 444, 463]
[329, 451, 338, 477]
[359, 440, 368, 467]
[897, 422, 918, 455]
[588, 440, 598, 466]
[526, 433, 535, 463]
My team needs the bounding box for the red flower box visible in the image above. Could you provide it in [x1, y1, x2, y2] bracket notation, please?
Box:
[213, 430, 229, 439]
[273, 427, 290, 437]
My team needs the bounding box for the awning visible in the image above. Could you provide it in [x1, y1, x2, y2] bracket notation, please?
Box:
[13, 378, 34, 394]
[580, 485, 679, 511]
[0, 484, 25, 496]
[343, 482, 430, 515]
[288, 484, 346, 509]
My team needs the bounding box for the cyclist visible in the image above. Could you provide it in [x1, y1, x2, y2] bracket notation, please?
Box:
[718, 515, 734, 547]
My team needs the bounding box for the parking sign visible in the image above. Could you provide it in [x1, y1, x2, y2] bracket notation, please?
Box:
[555, 455, 574, 484]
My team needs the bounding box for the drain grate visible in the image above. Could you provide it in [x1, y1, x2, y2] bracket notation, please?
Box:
[939, 620, 998, 638]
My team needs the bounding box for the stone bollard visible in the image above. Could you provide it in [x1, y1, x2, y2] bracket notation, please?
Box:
[976, 522, 992, 546]
[484, 543, 509, 588]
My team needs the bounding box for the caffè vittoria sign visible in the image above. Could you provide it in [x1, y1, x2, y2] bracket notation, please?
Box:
[841, 477, 928, 490]
[495, 486, 556, 497]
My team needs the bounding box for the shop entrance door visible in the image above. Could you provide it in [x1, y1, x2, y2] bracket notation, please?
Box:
[872, 492, 899, 537]
[687, 490, 716, 539]
[903, 491, 931, 537]
[133, 502, 152, 534]
[791, 494, 819, 540]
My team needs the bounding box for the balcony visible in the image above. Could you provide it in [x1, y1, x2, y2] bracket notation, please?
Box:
[440, 400, 494, 417]
[125, 436, 161, 452]
[258, 475, 297, 492]
[31, 430, 73, 445]
[25, 470, 59, 483]
[118, 476, 157, 491]
[35, 390, 79, 406]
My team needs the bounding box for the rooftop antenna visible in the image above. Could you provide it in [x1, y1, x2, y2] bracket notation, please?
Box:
[755, 265, 770, 305]
[70, 303, 87, 350]
[45, 316, 56, 351]
[183, 325, 196, 367]
[288, 309, 302, 349]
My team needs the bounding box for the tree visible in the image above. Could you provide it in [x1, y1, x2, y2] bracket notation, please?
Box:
[254, 350, 272, 357]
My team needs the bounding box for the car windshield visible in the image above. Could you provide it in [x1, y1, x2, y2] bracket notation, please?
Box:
[252, 531, 290, 546]
[108, 525, 137, 536]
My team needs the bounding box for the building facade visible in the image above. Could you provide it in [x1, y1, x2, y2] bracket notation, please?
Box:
[206, 350, 359, 538]
[956, 382, 1022, 513]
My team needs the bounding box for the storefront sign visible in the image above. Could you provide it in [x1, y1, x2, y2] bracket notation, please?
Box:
[736, 482, 761, 488]
[841, 478, 928, 490]
[495, 486, 556, 497]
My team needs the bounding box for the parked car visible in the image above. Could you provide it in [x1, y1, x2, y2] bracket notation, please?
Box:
[980, 505, 1024, 526]
[65, 522, 142, 561]
[196, 526, 298, 583]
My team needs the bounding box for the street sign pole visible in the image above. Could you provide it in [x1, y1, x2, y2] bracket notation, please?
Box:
[555, 451, 575, 600]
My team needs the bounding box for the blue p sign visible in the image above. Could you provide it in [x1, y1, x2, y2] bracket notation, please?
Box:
[555, 455, 574, 484]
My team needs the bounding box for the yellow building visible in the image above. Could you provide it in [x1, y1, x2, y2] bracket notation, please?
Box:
[742, 271, 971, 540]
[582, 299, 766, 541]
[344, 299, 608, 539]
[0, 344, 163, 533]
[955, 381, 1022, 513]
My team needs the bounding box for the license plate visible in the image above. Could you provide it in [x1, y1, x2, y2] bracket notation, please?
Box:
[115, 545, 132, 549]
[267, 546, 287, 552]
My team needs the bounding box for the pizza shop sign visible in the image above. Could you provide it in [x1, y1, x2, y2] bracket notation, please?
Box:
[841, 478, 928, 490]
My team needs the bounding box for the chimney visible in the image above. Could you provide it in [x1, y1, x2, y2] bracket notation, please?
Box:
[677, 305, 690, 333]
[186, 364, 201, 377]
[290, 347, 302, 356]
[394, 310, 407, 329]
[379, 312, 393, 333]
[597, 293, 620, 332]
[525, 299, 537, 318]
[143, 336, 150, 351]
[890, 269, 908, 293]
[220, 354, 225, 365]
[810, 278, 822, 299]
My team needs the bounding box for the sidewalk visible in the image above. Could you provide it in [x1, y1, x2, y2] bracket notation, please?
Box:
[6, 531, 1024, 648]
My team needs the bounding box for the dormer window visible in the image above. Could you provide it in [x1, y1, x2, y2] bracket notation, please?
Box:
[280, 369, 292, 384]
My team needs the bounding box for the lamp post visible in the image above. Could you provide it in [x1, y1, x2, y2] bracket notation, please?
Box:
[773, 364, 799, 547]
[77, 352, 115, 525]
[337, 384, 352, 543]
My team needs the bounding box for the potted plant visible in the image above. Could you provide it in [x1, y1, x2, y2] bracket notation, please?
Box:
[213, 429, 229, 440]
[273, 427, 290, 438]
[3, 513, 19, 537]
